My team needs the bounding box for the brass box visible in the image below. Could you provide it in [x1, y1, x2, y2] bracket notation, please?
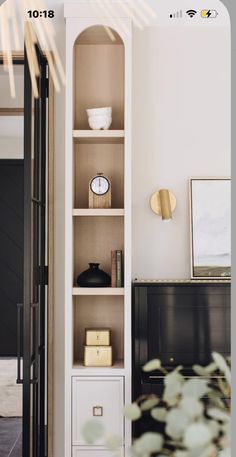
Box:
[85, 328, 111, 346]
[84, 346, 112, 367]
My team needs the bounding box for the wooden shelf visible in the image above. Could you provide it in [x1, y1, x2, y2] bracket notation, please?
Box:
[73, 287, 125, 296]
[73, 130, 124, 137]
[73, 209, 124, 217]
[0, 108, 24, 116]
[133, 279, 231, 284]
[72, 360, 125, 376]
[73, 130, 124, 143]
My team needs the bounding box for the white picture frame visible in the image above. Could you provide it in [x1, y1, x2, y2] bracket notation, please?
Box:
[190, 178, 231, 279]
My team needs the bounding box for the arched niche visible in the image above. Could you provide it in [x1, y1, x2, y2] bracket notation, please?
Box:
[73, 25, 125, 130]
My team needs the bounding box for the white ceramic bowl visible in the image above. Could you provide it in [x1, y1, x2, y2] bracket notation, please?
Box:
[88, 114, 112, 130]
[87, 107, 112, 117]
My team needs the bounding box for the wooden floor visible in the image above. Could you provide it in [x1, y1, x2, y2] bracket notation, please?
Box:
[0, 360, 22, 417]
[0, 418, 22, 457]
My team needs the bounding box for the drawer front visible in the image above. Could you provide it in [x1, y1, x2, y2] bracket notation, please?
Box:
[72, 447, 124, 457]
[72, 377, 124, 446]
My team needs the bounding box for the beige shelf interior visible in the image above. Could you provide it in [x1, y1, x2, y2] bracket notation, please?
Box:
[75, 26, 124, 45]
[74, 216, 124, 282]
[73, 295, 124, 364]
[72, 25, 125, 373]
[74, 142, 124, 209]
[74, 26, 124, 130]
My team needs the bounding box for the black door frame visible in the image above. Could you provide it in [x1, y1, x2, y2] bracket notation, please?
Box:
[0, 52, 53, 457]
[23, 45, 48, 457]
[0, 52, 48, 457]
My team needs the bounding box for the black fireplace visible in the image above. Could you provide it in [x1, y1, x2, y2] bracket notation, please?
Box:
[132, 281, 231, 437]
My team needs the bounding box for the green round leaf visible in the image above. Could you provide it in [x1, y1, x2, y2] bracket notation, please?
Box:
[163, 373, 183, 406]
[133, 432, 163, 455]
[105, 435, 123, 450]
[207, 420, 220, 439]
[207, 408, 230, 423]
[140, 398, 159, 411]
[143, 359, 162, 372]
[212, 352, 231, 385]
[123, 403, 141, 421]
[82, 420, 105, 444]
[166, 408, 190, 440]
[192, 365, 208, 376]
[180, 397, 203, 419]
[184, 423, 212, 449]
[165, 371, 184, 387]
[205, 362, 217, 374]
[182, 379, 209, 399]
[151, 407, 167, 422]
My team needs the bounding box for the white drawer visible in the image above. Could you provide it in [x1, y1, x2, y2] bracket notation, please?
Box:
[72, 377, 124, 446]
[72, 447, 124, 457]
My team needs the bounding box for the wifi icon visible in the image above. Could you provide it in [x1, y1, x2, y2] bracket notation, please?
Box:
[186, 9, 197, 17]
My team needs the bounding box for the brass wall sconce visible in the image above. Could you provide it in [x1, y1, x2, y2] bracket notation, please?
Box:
[150, 189, 177, 221]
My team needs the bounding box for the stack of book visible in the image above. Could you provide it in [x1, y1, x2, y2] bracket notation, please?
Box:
[111, 250, 123, 287]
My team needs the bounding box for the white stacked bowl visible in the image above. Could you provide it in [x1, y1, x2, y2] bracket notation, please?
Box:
[86, 107, 112, 130]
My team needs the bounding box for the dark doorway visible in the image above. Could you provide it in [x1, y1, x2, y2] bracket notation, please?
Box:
[0, 48, 50, 457]
[0, 160, 24, 357]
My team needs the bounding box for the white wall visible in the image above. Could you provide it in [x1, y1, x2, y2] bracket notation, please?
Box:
[0, 71, 24, 159]
[132, 25, 231, 279]
[0, 71, 24, 107]
[0, 138, 23, 158]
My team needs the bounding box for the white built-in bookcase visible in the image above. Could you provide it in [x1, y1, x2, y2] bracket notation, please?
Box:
[64, 3, 132, 456]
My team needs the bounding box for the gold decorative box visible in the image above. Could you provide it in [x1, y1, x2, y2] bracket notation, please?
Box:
[84, 346, 112, 367]
[85, 328, 111, 346]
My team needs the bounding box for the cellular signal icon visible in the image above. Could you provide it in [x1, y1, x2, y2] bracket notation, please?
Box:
[170, 10, 183, 18]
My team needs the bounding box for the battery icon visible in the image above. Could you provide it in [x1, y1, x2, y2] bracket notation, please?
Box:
[201, 9, 218, 18]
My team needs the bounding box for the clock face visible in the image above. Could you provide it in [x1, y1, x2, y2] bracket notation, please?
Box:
[90, 175, 110, 196]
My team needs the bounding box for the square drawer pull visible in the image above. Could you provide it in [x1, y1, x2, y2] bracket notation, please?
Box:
[93, 406, 103, 417]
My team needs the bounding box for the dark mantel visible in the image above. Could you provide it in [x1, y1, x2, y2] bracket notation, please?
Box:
[132, 280, 231, 438]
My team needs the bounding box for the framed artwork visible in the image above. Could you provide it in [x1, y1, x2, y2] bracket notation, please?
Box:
[190, 178, 231, 279]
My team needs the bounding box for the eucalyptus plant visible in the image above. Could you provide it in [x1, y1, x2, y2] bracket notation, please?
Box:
[83, 352, 231, 457]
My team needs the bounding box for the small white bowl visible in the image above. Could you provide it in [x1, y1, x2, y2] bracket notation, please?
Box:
[88, 114, 112, 130]
[87, 107, 112, 117]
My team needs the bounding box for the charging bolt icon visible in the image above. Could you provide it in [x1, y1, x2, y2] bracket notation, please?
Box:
[201, 9, 218, 18]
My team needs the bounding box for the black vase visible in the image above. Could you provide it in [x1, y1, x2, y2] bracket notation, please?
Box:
[77, 263, 111, 288]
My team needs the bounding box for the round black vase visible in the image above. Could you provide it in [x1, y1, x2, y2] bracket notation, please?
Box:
[77, 263, 111, 288]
